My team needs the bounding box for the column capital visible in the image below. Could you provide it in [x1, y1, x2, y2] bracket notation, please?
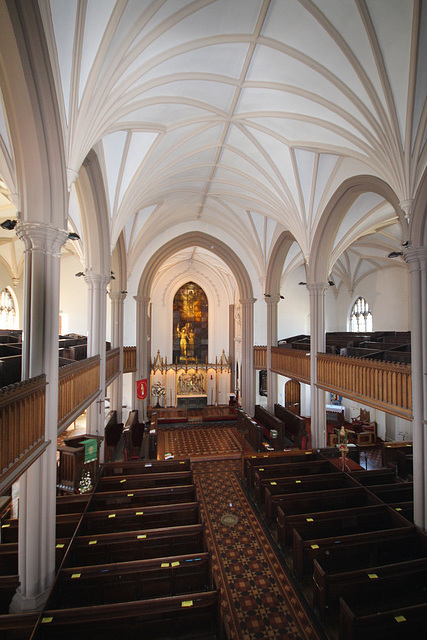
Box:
[109, 291, 127, 303]
[306, 281, 329, 295]
[240, 297, 257, 306]
[134, 295, 151, 304]
[264, 293, 281, 305]
[16, 221, 68, 258]
[84, 269, 111, 289]
[404, 245, 427, 269]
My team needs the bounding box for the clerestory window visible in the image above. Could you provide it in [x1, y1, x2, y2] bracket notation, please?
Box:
[350, 296, 372, 332]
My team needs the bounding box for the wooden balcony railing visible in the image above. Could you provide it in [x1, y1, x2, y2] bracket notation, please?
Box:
[105, 347, 120, 386]
[254, 346, 267, 369]
[123, 346, 136, 373]
[317, 353, 412, 420]
[58, 355, 100, 433]
[271, 347, 311, 384]
[0, 375, 47, 493]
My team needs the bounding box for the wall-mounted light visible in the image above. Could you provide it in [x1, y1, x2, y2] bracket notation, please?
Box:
[298, 281, 307, 285]
[68, 232, 80, 240]
[328, 281, 335, 286]
[75, 271, 85, 277]
[0, 219, 17, 230]
[388, 251, 403, 258]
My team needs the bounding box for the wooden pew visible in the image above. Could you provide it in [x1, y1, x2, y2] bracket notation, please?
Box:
[55, 494, 90, 515]
[253, 459, 338, 503]
[65, 523, 206, 567]
[339, 593, 427, 640]
[274, 403, 308, 449]
[276, 487, 384, 549]
[381, 440, 413, 469]
[104, 411, 123, 462]
[243, 451, 317, 489]
[46, 552, 211, 609]
[0, 612, 38, 640]
[122, 410, 144, 461]
[348, 468, 397, 486]
[103, 459, 191, 477]
[97, 470, 193, 492]
[91, 485, 196, 511]
[236, 411, 263, 451]
[292, 513, 413, 583]
[263, 473, 355, 522]
[254, 405, 290, 449]
[0, 574, 19, 614]
[367, 482, 413, 502]
[31, 591, 221, 640]
[81, 502, 200, 535]
[1, 513, 82, 543]
[313, 555, 427, 623]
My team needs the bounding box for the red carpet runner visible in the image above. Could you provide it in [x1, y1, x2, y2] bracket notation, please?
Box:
[192, 459, 322, 640]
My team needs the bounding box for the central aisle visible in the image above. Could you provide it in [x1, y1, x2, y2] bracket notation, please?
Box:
[192, 459, 324, 640]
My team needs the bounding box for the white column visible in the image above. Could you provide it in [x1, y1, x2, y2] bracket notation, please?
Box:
[109, 292, 126, 423]
[240, 297, 256, 415]
[84, 271, 110, 453]
[11, 222, 68, 612]
[265, 295, 280, 412]
[135, 296, 151, 422]
[229, 304, 235, 392]
[307, 282, 328, 449]
[405, 247, 427, 529]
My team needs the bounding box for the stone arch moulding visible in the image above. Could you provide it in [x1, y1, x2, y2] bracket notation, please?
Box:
[138, 232, 253, 301]
[409, 167, 427, 247]
[265, 231, 299, 296]
[308, 175, 405, 283]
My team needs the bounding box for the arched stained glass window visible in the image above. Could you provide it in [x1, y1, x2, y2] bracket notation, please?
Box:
[350, 296, 373, 332]
[0, 288, 16, 329]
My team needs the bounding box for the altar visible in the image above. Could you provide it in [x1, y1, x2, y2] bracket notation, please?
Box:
[177, 395, 207, 409]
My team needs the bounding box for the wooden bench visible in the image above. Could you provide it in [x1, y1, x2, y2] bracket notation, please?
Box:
[367, 482, 413, 503]
[81, 502, 200, 536]
[97, 470, 193, 492]
[236, 411, 263, 451]
[348, 468, 397, 486]
[91, 485, 196, 511]
[56, 494, 90, 515]
[381, 441, 413, 469]
[47, 552, 212, 609]
[65, 523, 206, 567]
[104, 411, 123, 462]
[253, 460, 338, 503]
[0, 574, 19, 614]
[32, 591, 221, 640]
[292, 516, 414, 583]
[254, 405, 291, 449]
[339, 592, 427, 640]
[1, 513, 82, 543]
[274, 403, 308, 449]
[122, 410, 144, 461]
[103, 459, 191, 477]
[264, 473, 356, 523]
[313, 555, 427, 623]
[243, 451, 316, 489]
[276, 487, 382, 543]
[0, 612, 38, 640]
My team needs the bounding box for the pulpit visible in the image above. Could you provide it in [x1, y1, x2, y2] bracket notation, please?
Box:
[57, 434, 102, 494]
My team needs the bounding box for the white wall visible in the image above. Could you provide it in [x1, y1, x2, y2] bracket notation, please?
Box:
[60, 254, 88, 335]
[278, 266, 310, 340]
[0, 261, 23, 329]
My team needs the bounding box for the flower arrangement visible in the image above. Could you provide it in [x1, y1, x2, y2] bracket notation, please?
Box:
[151, 381, 166, 407]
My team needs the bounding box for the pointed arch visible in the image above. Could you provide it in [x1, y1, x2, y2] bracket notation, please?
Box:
[265, 231, 299, 296]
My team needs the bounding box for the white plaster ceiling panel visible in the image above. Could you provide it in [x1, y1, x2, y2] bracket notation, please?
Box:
[0, 90, 12, 161]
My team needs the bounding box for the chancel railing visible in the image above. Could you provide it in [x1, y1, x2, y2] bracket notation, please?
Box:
[123, 346, 136, 373]
[105, 347, 120, 386]
[254, 346, 267, 369]
[58, 355, 100, 433]
[0, 375, 47, 493]
[271, 347, 311, 384]
[317, 353, 412, 420]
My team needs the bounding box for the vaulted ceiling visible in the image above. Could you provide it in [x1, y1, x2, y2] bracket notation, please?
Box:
[0, 0, 425, 292]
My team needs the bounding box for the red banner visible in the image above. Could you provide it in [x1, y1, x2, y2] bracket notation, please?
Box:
[136, 379, 148, 400]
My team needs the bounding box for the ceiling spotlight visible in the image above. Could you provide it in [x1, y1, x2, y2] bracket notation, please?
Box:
[264, 293, 271, 297]
[388, 251, 403, 258]
[68, 232, 80, 240]
[121, 290, 127, 294]
[75, 272, 85, 277]
[328, 281, 335, 286]
[402, 240, 411, 247]
[279, 295, 284, 299]
[1, 219, 17, 230]
[298, 281, 307, 285]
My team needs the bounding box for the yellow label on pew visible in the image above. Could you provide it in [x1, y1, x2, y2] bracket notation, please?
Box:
[395, 507, 402, 511]
[127, 493, 134, 497]
[258, 468, 264, 471]
[108, 514, 116, 518]
[88, 540, 97, 545]
[161, 563, 170, 568]
[171, 561, 180, 567]
[179, 461, 185, 463]
[305, 451, 311, 454]
[41, 617, 53, 624]
[395, 616, 406, 623]
[181, 600, 193, 607]
[56, 543, 65, 549]
[71, 573, 81, 579]
[368, 573, 378, 579]
[136, 511, 144, 515]
[251, 456, 256, 458]
[137, 534, 146, 539]
[295, 480, 301, 483]
[120, 479, 127, 483]
[270, 482, 277, 485]
[306, 518, 314, 522]
[311, 544, 319, 549]
[1, 524, 10, 528]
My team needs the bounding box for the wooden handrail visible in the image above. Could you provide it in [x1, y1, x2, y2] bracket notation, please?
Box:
[58, 355, 100, 432]
[271, 347, 311, 384]
[317, 352, 412, 419]
[105, 347, 120, 386]
[123, 346, 136, 373]
[0, 375, 47, 493]
[254, 346, 267, 369]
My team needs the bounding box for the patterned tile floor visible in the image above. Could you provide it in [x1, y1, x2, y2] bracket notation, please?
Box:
[192, 460, 324, 640]
[159, 422, 244, 459]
